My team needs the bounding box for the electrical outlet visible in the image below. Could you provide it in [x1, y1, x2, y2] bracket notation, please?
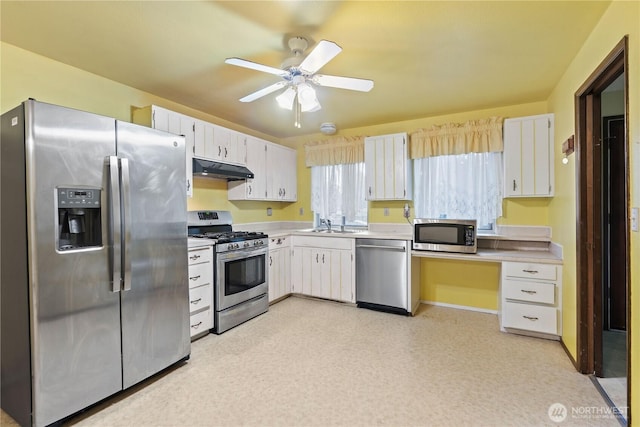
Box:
[384, 207, 389, 216]
[403, 203, 410, 218]
[299, 207, 304, 216]
[266, 207, 272, 217]
[632, 207, 639, 232]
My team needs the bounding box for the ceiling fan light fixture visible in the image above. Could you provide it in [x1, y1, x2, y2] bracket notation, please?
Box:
[298, 83, 320, 112]
[275, 87, 296, 110]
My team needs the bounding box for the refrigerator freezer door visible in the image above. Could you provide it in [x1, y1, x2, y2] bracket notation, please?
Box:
[116, 121, 190, 388]
[26, 101, 123, 426]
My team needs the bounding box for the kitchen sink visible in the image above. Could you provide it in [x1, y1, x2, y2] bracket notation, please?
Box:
[306, 228, 364, 234]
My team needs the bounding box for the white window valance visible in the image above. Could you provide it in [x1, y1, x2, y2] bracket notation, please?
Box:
[409, 117, 504, 159]
[304, 136, 364, 167]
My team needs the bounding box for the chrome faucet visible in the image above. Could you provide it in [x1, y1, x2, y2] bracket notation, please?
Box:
[320, 218, 332, 231]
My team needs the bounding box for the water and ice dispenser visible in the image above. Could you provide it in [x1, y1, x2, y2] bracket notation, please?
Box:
[57, 187, 102, 251]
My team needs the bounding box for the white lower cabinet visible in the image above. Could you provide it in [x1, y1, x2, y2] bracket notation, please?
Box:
[268, 236, 291, 303]
[500, 261, 562, 339]
[291, 236, 355, 303]
[188, 245, 213, 339]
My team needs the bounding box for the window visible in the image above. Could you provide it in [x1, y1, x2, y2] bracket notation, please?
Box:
[311, 162, 367, 226]
[413, 152, 503, 229]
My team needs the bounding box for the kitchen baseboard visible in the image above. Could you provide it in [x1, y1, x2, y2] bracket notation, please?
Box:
[420, 300, 498, 315]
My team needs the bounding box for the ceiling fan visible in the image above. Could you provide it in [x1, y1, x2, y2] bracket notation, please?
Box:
[225, 36, 374, 128]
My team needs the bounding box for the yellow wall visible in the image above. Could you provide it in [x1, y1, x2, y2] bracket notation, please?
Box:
[0, 42, 294, 223]
[421, 259, 501, 311]
[546, 0, 639, 416]
[282, 101, 552, 225]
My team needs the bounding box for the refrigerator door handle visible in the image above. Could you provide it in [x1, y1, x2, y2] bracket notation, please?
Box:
[120, 158, 132, 291]
[108, 156, 122, 292]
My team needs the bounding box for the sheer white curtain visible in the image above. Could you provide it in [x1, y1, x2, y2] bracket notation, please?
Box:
[413, 152, 503, 227]
[311, 162, 367, 225]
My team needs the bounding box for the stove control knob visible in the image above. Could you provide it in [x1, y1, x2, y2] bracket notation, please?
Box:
[244, 242, 250, 248]
[234, 243, 240, 249]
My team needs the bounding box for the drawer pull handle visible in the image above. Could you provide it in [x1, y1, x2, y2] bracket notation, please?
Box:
[520, 289, 537, 295]
[191, 321, 203, 329]
[190, 254, 201, 261]
[190, 298, 202, 304]
[522, 269, 539, 274]
[189, 275, 201, 281]
[523, 315, 539, 321]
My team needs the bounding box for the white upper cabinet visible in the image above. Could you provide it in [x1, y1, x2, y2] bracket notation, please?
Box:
[228, 138, 297, 202]
[266, 143, 297, 201]
[503, 114, 555, 198]
[193, 120, 247, 166]
[228, 136, 267, 200]
[132, 105, 193, 197]
[364, 132, 412, 200]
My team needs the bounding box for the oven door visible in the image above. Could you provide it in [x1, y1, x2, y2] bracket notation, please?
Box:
[216, 247, 268, 311]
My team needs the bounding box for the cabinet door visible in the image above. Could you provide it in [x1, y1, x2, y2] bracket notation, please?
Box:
[265, 142, 281, 200]
[194, 120, 216, 160]
[311, 249, 331, 299]
[245, 137, 267, 199]
[503, 114, 554, 197]
[364, 137, 376, 199]
[282, 146, 297, 201]
[364, 133, 410, 200]
[301, 247, 314, 295]
[503, 119, 522, 196]
[235, 133, 247, 166]
[151, 106, 170, 132]
[291, 246, 303, 294]
[329, 249, 354, 303]
[180, 116, 194, 198]
[167, 112, 194, 197]
[268, 248, 281, 302]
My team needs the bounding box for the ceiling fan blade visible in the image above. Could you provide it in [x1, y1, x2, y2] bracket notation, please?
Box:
[314, 74, 374, 92]
[239, 81, 287, 103]
[225, 57, 287, 76]
[299, 40, 342, 74]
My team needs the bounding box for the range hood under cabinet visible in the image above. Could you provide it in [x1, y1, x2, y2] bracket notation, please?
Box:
[192, 158, 254, 181]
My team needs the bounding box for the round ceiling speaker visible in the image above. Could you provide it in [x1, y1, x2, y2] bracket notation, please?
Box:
[320, 122, 337, 135]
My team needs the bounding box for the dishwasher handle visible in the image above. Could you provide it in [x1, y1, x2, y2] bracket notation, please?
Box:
[356, 244, 406, 252]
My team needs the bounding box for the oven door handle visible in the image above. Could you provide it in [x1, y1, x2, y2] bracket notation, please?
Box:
[217, 247, 267, 262]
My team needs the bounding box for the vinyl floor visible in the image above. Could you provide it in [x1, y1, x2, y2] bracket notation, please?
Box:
[2, 297, 619, 426]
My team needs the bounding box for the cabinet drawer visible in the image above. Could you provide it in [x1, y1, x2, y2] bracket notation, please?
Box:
[503, 262, 556, 281]
[188, 262, 211, 289]
[189, 284, 212, 314]
[502, 301, 557, 335]
[188, 248, 211, 265]
[269, 236, 289, 250]
[503, 279, 555, 304]
[190, 309, 212, 337]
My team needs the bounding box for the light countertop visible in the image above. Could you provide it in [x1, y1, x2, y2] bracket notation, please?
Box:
[226, 223, 563, 265]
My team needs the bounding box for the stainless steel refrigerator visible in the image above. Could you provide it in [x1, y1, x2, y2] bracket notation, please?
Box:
[1, 100, 190, 427]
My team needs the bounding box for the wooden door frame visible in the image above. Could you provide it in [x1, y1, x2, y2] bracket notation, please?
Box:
[575, 33, 630, 402]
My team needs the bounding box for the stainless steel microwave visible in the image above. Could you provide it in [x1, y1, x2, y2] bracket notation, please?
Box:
[413, 218, 477, 253]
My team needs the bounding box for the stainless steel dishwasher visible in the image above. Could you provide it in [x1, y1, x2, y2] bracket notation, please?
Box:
[355, 239, 419, 316]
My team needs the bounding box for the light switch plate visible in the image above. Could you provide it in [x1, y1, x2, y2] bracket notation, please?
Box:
[631, 207, 639, 232]
[384, 208, 389, 216]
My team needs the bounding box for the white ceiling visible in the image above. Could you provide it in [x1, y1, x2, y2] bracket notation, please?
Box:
[1, 1, 611, 139]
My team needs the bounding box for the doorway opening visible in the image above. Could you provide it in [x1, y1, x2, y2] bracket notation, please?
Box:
[575, 36, 630, 423]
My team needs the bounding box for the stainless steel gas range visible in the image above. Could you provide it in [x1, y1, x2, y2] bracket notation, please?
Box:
[187, 211, 268, 334]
